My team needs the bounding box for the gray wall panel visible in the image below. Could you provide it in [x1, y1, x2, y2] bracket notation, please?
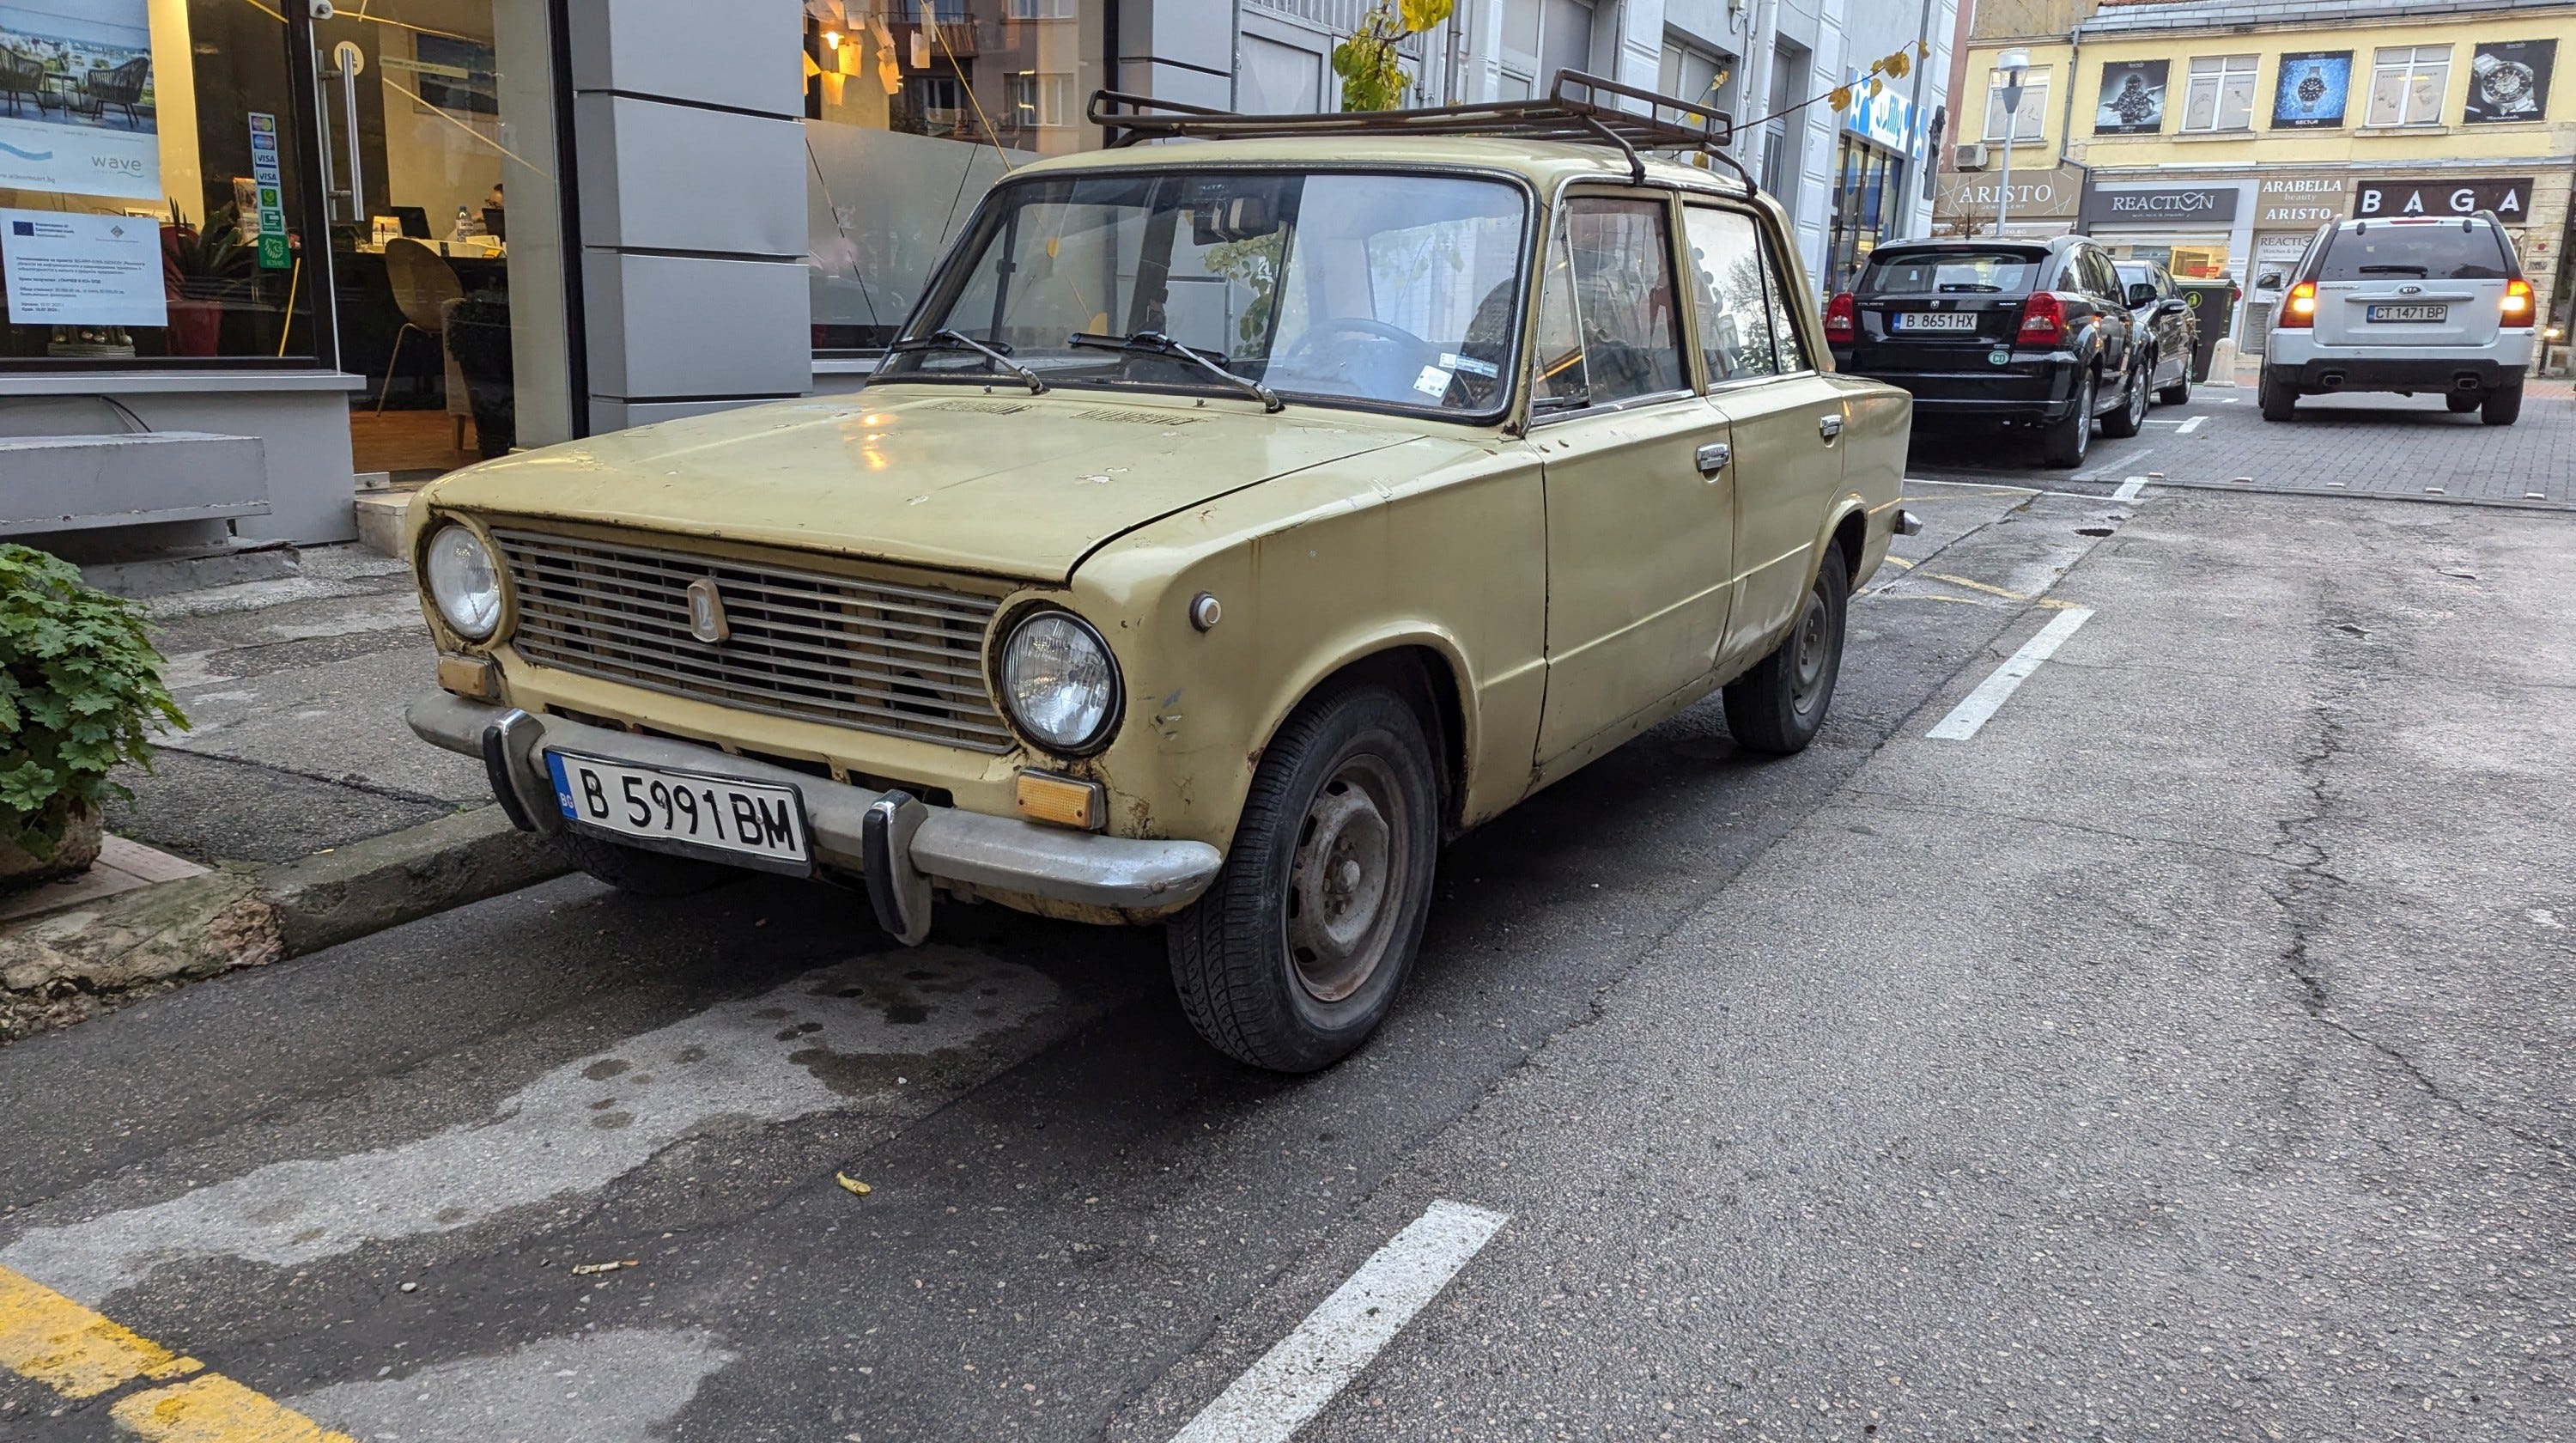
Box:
[576, 94, 806, 257]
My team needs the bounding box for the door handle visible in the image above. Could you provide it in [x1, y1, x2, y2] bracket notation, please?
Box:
[1817, 414, 1844, 441]
[1696, 441, 1731, 475]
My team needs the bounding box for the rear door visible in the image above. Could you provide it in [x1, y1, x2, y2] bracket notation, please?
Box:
[2309, 220, 2513, 348]
[1845, 247, 2045, 372]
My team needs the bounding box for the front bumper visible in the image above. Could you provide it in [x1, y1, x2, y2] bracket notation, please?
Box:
[408, 691, 1224, 934]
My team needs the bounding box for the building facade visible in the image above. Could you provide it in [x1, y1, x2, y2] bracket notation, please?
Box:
[1932, 0, 2576, 350]
[1, 0, 1948, 567]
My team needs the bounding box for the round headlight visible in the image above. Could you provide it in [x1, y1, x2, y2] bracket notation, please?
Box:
[999, 611, 1120, 754]
[423, 523, 504, 640]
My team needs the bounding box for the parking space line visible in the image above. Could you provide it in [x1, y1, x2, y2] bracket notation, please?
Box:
[1170, 1201, 1509, 1443]
[2113, 477, 2148, 502]
[2178, 415, 2207, 435]
[1928, 607, 2098, 741]
[111, 1374, 357, 1443]
[1925, 572, 2027, 602]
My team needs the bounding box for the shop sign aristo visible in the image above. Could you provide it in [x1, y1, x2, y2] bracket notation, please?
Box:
[2256, 174, 2348, 228]
[1935, 163, 2086, 222]
[2081, 185, 2240, 226]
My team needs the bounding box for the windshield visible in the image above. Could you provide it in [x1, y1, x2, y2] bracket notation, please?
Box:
[878, 170, 1529, 417]
[1857, 251, 2041, 296]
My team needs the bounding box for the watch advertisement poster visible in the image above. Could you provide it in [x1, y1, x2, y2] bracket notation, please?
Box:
[2464, 40, 2555, 124]
[0, 0, 162, 202]
[2095, 59, 2169, 135]
[2272, 52, 2351, 129]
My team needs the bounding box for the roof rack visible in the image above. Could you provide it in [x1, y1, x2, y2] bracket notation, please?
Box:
[1086, 70, 1755, 196]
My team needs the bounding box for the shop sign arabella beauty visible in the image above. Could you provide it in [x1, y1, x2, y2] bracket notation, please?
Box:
[2257, 175, 2348, 228]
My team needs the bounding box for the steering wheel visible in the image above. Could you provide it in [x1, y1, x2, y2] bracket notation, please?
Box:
[1273, 317, 1433, 394]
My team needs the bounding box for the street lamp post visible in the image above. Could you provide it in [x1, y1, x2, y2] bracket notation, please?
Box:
[1994, 48, 2030, 235]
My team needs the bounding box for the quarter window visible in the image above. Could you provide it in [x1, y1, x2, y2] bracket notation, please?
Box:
[1532, 197, 1688, 412]
[2181, 55, 2258, 131]
[2366, 46, 2450, 126]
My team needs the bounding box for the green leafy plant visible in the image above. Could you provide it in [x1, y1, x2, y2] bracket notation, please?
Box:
[0, 545, 185, 867]
[1332, 0, 1453, 113]
[162, 199, 252, 296]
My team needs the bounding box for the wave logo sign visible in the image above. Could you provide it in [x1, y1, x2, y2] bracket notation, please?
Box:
[0, 140, 58, 161]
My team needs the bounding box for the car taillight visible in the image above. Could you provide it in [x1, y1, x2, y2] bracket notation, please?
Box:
[2015, 290, 2066, 344]
[2503, 277, 2534, 321]
[2276, 281, 2316, 329]
[1824, 291, 1856, 344]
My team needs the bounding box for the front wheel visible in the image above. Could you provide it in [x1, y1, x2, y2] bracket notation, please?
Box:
[2099, 360, 2148, 439]
[2040, 372, 2094, 466]
[1723, 544, 1850, 755]
[2155, 362, 2190, 406]
[2481, 383, 2523, 426]
[1167, 683, 1440, 1072]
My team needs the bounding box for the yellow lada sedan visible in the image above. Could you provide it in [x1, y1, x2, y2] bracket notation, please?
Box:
[406, 83, 1916, 1071]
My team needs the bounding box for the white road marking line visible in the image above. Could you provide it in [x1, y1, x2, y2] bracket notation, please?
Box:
[2177, 415, 2207, 434]
[2112, 477, 2148, 502]
[1927, 607, 2098, 742]
[1171, 1202, 1509, 1443]
[1905, 477, 2040, 494]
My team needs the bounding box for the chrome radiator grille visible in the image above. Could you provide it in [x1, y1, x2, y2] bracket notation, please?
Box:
[492, 527, 1012, 752]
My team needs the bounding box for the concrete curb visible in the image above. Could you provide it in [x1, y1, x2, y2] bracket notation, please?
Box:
[0, 807, 568, 996]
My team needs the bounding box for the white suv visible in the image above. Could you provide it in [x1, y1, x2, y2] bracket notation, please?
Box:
[2260, 214, 2535, 426]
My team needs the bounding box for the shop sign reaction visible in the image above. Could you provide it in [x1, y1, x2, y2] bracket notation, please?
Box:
[1, 209, 167, 326]
[0, 0, 163, 203]
[2080, 186, 2239, 225]
[2257, 174, 2348, 227]
[246, 113, 291, 270]
[2354, 177, 2535, 222]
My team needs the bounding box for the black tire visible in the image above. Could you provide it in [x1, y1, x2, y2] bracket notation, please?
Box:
[2155, 361, 2190, 406]
[2445, 392, 2481, 413]
[2040, 371, 2094, 466]
[1167, 683, 1440, 1073]
[554, 829, 738, 898]
[2099, 359, 2148, 439]
[1722, 543, 1850, 755]
[2258, 367, 2299, 422]
[2481, 384, 2522, 426]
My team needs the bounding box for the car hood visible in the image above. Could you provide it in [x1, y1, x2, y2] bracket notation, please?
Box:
[424, 390, 1424, 583]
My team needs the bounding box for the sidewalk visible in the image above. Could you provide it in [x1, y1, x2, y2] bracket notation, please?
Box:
[0, 545, 564, 1040]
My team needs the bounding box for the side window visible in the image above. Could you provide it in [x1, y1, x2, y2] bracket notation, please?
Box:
[1765, 241, 1809, 374]
[1532, 197, 1689, 412]
[1681, 206, 1780, 381]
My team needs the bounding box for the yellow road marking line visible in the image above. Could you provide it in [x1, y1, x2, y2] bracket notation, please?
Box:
[110, 1375, 357, 1443]
[1877, 555, 1917, 570]
[0, 1266, 353, 1441]
[1925, 571, 2029, 601]
[0, 1265, 200, 1400]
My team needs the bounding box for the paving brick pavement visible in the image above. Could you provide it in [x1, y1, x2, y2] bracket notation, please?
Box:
[1909, 377, 2573, 508]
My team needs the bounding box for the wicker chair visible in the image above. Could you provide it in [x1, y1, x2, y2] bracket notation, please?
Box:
[0, 47, 48, 119]
[82, 56, 150, 128]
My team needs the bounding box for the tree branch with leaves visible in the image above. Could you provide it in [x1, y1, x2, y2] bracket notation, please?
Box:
[1332, 0, 1454, 113]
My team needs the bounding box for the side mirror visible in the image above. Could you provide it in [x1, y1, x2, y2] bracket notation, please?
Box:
[2158, 297, 2189, 316]
[2257, 271, 2285, 290]
[2126, 283, 2157, 308]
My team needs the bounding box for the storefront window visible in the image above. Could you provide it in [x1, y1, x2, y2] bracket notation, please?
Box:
[803, 1, 1108, 355]
[1825, 134, 1902, 292]
[1, 0, 322, 365]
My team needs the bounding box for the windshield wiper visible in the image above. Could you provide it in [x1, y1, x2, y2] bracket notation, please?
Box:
[2356, 265, 2429, 276]
[1068, 331, 1284, 413]
[888, 330, 1048, 394]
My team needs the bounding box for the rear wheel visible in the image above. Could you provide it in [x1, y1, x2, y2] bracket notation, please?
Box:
[555, 830, 738, 898]
[2040, 372, 2095, 467]
[1723, 544, 1850, 755]
[2480, 384, 2522, 426]
[2445, 393, 2481, 413]
[2258, 367, 2298, 423]
[2099, 360, 2148, 439]
[1167, 683, 1440, 1072]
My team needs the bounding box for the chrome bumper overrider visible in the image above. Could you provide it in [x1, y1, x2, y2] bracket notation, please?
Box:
[406, 691, 1223, 938]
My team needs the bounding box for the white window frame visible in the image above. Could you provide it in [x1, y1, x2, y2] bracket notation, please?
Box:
[1006, 0, 1076, 16]
[2366, 45, 2450, 127]
[1005, 71, 1072, 128]
[1982, 66, 2048, 143]
[2180, 54, 2258, 132]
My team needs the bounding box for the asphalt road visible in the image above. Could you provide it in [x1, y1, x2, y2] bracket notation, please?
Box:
[4, 424, 2570, 1441]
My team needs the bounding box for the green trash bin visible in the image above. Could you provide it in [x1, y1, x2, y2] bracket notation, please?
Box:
[2175, 277, 2241, 382]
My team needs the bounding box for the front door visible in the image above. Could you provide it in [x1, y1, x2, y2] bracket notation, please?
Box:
[1532, 192, 1735, 767]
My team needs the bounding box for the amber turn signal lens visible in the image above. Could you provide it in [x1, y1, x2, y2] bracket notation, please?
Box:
[2503, 278, 2533, 318]
[1016, 771, 1103, 831]
[436, 653, 500, 701]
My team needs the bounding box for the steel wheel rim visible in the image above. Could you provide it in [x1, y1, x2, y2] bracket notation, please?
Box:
[1285, 752, 1410, 1004]
[1789, 584, 1832, 714]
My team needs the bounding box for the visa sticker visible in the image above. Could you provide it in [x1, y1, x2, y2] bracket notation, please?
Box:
[1439, 351, 1500, 379]
[1413, 365, 1455, 398]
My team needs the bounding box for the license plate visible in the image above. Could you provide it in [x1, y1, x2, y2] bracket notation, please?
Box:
[1895, 311, 1978, 332]
[2366, 303, 2447, 323]
[545, 751, 813, 874]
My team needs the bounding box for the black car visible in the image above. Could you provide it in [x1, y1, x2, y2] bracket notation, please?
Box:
[2114, 259, 2196, 406]
[1826, 236, 2147, 467]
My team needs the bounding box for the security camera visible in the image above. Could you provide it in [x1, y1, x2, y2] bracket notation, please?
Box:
[309, 0, 333, 19]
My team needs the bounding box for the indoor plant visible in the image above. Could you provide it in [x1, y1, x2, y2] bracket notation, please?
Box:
[161, 201, 252, 357]
[0, 545, 186, 888]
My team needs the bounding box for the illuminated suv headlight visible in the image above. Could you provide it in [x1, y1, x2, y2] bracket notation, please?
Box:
[423, 523, 505, 640]
[999, 610, 1121, 755]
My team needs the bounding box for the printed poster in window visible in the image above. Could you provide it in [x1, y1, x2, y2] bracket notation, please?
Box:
[2272, 52, 2350, 129]
[2464, 40, 2555, 124]
[2094, 59, 2167, 135]
[0, 0, 161, 202]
